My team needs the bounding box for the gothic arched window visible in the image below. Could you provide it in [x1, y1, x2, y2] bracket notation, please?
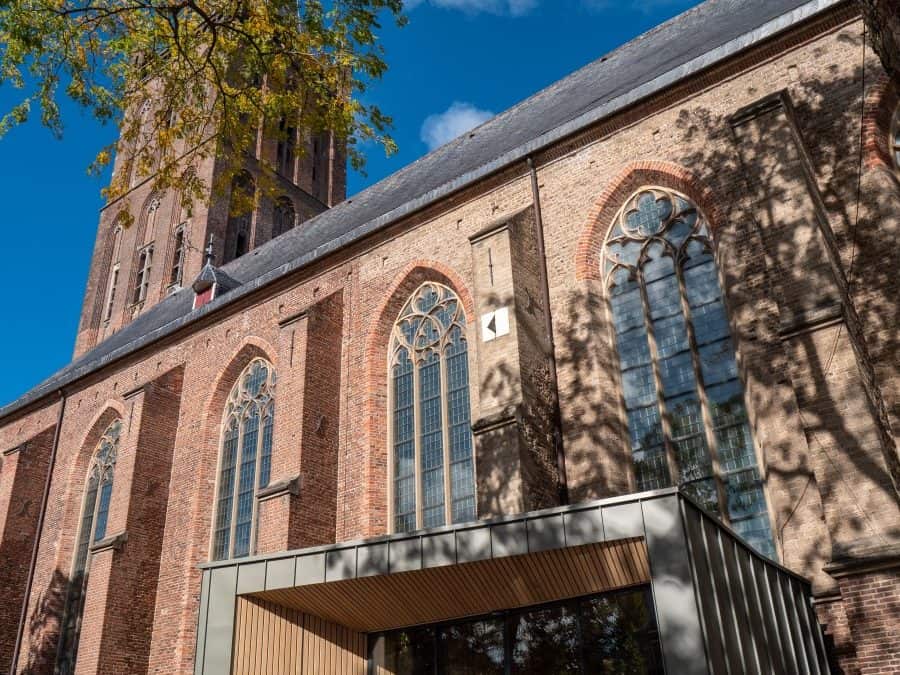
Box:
[390, 282, 475, 532]
[212, 359, 275, 560]
[603, 187, 775, 557]
[57, 419, 121, 674]
[225, 172, 255, 262]
[272, 197, 295, 238]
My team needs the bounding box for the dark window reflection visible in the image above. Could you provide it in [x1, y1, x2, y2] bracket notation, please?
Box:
[583, 588, 664, 674]
[511, 603, 580, 674]
[439, 618, 504, 674]
[368, 587, 663, 674]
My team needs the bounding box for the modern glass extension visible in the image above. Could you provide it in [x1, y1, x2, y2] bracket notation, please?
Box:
[603, 188, 775, 557]
[368, 587, 663, 675]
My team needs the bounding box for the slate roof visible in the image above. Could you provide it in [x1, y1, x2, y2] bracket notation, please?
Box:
[1, 0, 841, 419]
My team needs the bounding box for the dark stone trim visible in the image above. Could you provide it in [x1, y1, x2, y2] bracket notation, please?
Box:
[728, 89, 789, 127]
[256, 475, 302, 502]
[778, 301, 844, 339]
[90, 531, 128, 554]
[278, 308, 309, 328]
[468, 205, 532, 244]
[3, 443, 25, 456]
[824, 543, 900, 578]
[472, 406, 519, 435]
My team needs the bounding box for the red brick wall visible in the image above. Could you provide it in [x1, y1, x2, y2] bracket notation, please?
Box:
[837, 568, 900, 675]
[1, 6, 898, 674]
[0, 425, 54, 673]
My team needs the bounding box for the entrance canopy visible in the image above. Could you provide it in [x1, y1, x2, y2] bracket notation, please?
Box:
[194, 489, 830, 675]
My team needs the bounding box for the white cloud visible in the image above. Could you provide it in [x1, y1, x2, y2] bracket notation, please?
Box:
[404, 0, 538, 16]
[420, 101, 494, 151]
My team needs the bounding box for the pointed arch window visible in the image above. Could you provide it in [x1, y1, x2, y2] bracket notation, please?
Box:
[273, 197, 295, 238]
[212, 359, 275, 560]
[57, 420, 121, 674]
[390, 283, 475, 533]
[603, 187, 775, 557]
[225, 172, 255, 262]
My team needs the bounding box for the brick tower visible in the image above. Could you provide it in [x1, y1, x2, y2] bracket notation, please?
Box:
[73, 100, 346, 358]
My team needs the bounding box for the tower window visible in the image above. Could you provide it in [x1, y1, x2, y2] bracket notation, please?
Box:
[276, 118, 296, 179]
[212, 359, 276, 560]
[603, 187, 774, 558]
[104, 264, 120, 321]
[225, 172, 255, 263]
[389, 282, 475, 533]
[272, 197, 295, 238]
[132, 244, 153, 305]
[169, 225, 186, 287]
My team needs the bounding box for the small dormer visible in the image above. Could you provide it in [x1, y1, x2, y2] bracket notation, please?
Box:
[192, 238, 240, 310]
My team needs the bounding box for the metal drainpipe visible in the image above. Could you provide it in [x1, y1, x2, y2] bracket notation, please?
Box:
[10, 388, 66, 675]
[527, 157, 569, 505]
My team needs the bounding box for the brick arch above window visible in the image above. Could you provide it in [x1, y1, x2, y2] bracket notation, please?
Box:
[575, 162, 724, 282]
[363, 261, 476, 536]
[861, 75, 899, 171]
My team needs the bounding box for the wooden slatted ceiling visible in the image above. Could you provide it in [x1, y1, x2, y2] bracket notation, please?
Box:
[252, 537, 649, 633]
[232, 597, 367, 675]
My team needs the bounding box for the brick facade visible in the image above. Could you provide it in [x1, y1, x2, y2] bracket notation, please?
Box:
[1, 3, 899, 673]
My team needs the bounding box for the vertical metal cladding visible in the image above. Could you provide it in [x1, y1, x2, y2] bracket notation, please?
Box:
[680, 496, 830, 675]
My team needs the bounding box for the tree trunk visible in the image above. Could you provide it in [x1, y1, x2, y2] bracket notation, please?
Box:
[859, 0, 900, 87]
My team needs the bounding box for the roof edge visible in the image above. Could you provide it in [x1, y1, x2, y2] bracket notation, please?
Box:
[0, 0, 849, 423]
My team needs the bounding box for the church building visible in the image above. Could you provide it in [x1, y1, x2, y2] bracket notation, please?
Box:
[1, 0, 899, 672]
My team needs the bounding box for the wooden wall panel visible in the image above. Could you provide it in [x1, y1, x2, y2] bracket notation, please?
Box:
[232, 597, 366, 675]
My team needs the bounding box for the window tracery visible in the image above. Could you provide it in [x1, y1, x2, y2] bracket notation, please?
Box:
[212, 358, 276, 560]
[603, 187, 774, 557]
[390, 282, 475, 532]
[57, 419, 121, 674]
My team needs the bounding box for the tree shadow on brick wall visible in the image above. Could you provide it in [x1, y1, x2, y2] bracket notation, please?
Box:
[19, 568, 68, 674]
[552, 45, 899, 574]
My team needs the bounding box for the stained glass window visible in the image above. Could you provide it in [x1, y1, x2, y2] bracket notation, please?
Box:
[57, 419, 121, 675]
[390, 283, 475, 532]
[603, 187, 775, 558]
[212, 359, 275, 560]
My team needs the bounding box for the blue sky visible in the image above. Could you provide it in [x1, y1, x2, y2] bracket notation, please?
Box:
[0, 0, 698, 407]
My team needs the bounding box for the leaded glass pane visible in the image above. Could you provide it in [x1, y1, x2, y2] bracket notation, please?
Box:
[604, 187, 774, 557]
[633, 446, 670, 491]
[213, 358, 276, 559]
[391, 283, 473, 530]
[446, 327, 475, 524]
[699, 338, 739, 386]
[259, 406, 274, 489]
[213, 420, 238, 560]
[233, 410, 259, 558]
[94, 479, 113, 542]
[419, 352, 445, 529]
[393, 349, 416, 533]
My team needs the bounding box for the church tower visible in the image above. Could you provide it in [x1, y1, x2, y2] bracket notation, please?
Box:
[73, 98, 346, 358]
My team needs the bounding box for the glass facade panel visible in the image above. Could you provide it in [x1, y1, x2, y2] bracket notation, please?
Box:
[390, 283, 474, 531]
[603, 187, 775, 558]
[369, 588, 663, 674]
